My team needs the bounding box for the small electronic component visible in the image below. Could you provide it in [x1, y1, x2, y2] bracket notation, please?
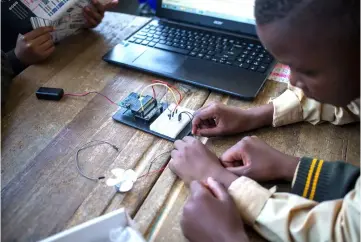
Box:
[36, 87, 64, 101]
[119, 92, 162, 121]
[113, 92, 193, 141]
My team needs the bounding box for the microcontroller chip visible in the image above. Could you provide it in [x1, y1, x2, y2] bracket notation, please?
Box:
[119, 92, 157, 117]
[119, 92, 152, 112]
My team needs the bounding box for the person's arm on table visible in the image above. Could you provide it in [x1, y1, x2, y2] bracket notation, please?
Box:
[170, 135, 360, 242]
[272, 84, 359, 126]
[192, 85, 359, 137]
[229, 175, 360, 242]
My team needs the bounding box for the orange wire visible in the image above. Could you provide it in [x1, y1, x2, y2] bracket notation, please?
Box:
[152, 80, 183, 110]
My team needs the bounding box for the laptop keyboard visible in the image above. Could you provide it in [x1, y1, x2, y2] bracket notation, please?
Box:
[127, 22, 274, 73]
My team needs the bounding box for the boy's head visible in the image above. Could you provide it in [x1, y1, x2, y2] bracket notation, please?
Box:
[255, 0, 360, 106]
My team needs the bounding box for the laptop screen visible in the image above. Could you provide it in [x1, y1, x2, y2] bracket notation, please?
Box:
[161, 0, 255, 25]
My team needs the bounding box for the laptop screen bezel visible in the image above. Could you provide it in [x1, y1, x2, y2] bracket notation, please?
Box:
[156, 0, 258, 37]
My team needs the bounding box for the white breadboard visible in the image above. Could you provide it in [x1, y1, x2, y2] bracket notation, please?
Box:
[150, 104, 194, 139]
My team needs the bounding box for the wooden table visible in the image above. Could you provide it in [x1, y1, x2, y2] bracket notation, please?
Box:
[2, 12, 359, 242]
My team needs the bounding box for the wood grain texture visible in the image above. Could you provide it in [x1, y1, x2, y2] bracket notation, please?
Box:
[1, 12, 359, 242]
[1, 15, 154, 191]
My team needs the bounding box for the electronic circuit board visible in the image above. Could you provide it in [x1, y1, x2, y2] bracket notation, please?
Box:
[113, 92, 193, 141]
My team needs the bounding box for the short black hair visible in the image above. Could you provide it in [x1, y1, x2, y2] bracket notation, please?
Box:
[255, 0, 303, 25]
[255, 0, 360, 30]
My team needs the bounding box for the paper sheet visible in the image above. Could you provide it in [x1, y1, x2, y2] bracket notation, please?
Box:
[268, 63, 291, 83]
[25, 0, 110, 42]
[20, 0, 78, 21]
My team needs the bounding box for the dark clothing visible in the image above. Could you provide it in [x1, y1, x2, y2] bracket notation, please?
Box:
[6, 49, 28, 75]
[292, 157, 360, 202]
[1, 0, 33, 52]
[2, 51, 15, 105]
[2, 0, 34, 74]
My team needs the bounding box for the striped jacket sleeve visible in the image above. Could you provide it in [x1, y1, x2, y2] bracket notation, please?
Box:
[228, 160, 360, 242]
[292, 157, 359, 202]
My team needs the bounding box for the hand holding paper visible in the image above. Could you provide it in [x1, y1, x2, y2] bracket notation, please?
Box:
[15, 27, 55, 65]
[84, 0, 118, 28]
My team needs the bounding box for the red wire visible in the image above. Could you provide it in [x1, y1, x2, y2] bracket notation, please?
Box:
[152, 80, 183, 110]
[151, 86, 156, 99]
[64, 81, 181, 111]
[64, 91, 119, 106]
[152, 80, 183, 102]
[138, 166, 166, 179]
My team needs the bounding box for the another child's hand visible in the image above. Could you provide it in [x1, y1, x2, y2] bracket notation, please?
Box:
[83, 0, 118, 28]
[220, 136, 299, 182]
[181, 178, 249, 242]
[169, 136, 238, 188]
[14, 27, 55, 65]
[192, 102, 273, 137]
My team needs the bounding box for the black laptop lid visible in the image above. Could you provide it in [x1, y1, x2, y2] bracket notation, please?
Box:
[156, 0, 257, 37]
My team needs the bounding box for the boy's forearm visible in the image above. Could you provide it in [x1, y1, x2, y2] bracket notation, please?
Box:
[243, 103, 274, 131]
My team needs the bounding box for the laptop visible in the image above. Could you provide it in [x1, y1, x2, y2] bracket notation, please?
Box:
[103, 0, 276, 99]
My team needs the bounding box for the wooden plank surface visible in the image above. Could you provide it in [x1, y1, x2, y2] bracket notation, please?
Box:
[1, 12, 359, 242]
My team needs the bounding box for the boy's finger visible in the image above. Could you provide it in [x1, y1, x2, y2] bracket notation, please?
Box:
[84, 11, 98, 27]
[206, 177, 229, 201]
[192, 114, 214, 134]
[189, 180, 209, 198]
[24, 27, 54, 40]
[85, 6, 103, 21]
[32, 33, 52, 46]
[227, 166, 251, 176]
[174, 139, 186, 151]
[104, 0, 118, 10]
[92, 0, 105, 14]
[191, 105, 214, 134]
[197, 126, 222, 137]
[219, 143, 244, 162]
[182, 136, 196, 143]
[39, 39, 54, 51]
[42, 46, 55, 58]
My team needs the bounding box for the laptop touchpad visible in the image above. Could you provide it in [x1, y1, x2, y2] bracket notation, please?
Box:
[133, 48, 186, 73]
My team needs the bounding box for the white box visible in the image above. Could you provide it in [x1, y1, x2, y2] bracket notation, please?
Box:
[40, 208, 145, 242]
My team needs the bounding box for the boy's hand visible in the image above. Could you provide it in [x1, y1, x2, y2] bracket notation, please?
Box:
[14, 27, 55, 65]
[181, 178, 249, 242]
[220, 136, 299, 182]
[192, 102, 273, 137]
[170, 136, 238, 188]
[84, 0, 118, 28]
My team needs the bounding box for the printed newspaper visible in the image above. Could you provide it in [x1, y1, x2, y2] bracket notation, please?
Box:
[17, 0, 110, 42]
